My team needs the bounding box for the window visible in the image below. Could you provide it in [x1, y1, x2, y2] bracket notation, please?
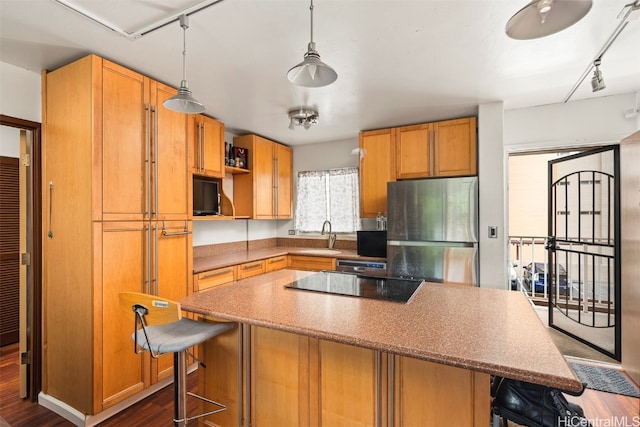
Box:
[294, 168, 361, 233]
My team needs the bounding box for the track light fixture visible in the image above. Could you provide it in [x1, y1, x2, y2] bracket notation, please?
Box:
[505, 0, 592, 40]
[287, 0, 337, 88]
[591, 58, 606, 92]
[163, 14, 205, 114]
[288, 108, 319, 130]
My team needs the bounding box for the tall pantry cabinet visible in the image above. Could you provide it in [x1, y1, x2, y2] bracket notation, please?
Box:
[42, 54, 192, 419]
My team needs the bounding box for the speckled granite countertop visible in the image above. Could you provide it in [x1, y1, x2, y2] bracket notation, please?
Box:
[180, 269, 583, 393]
[193, 246, 383, 274]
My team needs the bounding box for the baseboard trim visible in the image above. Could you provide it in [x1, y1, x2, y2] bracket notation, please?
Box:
[38, 375, 174, 427]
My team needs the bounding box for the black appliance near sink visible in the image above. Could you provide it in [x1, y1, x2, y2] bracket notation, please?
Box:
[284, 271, 422, 303]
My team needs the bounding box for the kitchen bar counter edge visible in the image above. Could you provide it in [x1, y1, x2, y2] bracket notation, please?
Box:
[179, 269, 582, 393]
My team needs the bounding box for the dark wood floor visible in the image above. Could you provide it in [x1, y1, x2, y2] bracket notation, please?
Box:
[0, 343, 198, 427]
[1, 343, 639, 426]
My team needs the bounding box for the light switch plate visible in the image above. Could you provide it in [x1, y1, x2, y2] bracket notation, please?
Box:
[488, 226, 498, 238]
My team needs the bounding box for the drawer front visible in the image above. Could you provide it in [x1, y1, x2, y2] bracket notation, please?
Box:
[196, 266, 236, 292]
[265, 256, 287, 272]
[237, 260, 265, 279]
[288, 255, 336, 272]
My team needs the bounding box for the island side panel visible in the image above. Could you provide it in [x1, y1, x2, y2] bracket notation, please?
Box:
[394, 355, 490, 426]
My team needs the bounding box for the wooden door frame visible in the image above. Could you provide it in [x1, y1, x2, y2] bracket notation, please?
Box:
[0, 114, 42, 401]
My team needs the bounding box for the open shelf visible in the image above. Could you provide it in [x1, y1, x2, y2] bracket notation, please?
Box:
[225, 165, 250, 175]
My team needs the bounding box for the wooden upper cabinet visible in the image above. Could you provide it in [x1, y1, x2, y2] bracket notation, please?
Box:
[395, 117, 477, 179]
[275, 143, 293, 218]
[359, 128, 395, 218]
[395, 123, 433, 179]
[433, 117, 477, 177]
[233, 134, 293, 219]
[101, 60, 149, 221]
[152, 82, 190, 221]
[100, 60, 189, 222]
[191, 115, 225, 178]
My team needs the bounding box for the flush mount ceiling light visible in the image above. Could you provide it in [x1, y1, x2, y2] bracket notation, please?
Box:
[163, 14, 205, 114]
[288, 108, 319, 130]
[287, 0, 337, 88]
[591, 58, 606, 92]
[505, 0, 592, 40]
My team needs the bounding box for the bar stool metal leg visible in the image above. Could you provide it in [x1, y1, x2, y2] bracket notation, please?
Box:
[174, 351, 188, 427]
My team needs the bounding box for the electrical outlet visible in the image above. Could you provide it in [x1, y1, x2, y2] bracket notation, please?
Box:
[288, 230, 295, 235]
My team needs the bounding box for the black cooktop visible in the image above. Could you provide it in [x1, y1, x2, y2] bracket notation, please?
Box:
[284, 271, 423, 303]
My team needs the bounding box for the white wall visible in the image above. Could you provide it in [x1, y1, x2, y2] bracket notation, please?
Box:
[0, 62, 41, 123]
[0, 62, 41, 159]
[478, 103, 507, 289]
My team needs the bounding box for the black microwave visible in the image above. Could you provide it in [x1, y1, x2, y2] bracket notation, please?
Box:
[193, 176, 220, 216]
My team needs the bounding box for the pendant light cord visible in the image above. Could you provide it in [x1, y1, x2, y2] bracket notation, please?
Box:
[180, 15, 188, 83]
[309, 0, 314, 44]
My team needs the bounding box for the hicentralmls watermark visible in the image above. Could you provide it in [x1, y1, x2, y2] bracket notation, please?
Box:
[558, 416, 640, 427]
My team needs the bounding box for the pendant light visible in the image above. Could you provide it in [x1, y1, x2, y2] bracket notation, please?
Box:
[163, 14, 205, 114]
[287, 0, 337, 88]
[505, 0, 592, 40]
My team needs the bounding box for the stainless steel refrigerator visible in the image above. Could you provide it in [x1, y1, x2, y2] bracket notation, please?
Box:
[386, 177, 479, 285]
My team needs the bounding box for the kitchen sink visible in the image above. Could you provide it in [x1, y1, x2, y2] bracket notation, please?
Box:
[298, 249, 342, 255]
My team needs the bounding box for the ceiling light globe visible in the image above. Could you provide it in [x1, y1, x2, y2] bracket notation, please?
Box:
[163, 83, 205, 114]
[287, 51, 338, 88]
[505, 0, 592, 40]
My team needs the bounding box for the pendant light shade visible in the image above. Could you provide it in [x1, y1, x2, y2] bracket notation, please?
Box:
[287, 0, 337, 88]
[506, 0, 592, 40]
[164, 14, 205, 114]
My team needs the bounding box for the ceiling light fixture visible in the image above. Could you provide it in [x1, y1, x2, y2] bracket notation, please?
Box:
[591, 58, 606, 92]
[288, 108, 319, 130]
[163, 14, 205, 114]
[563, 1, 640, 103]
[505, 0, 592, 40]
[287, 0, 337, 88]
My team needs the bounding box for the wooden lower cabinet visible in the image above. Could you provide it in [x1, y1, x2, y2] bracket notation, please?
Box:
[265, 255, 287, 272]
[394, 356, 490, 426]
[195, 266, 236, 292]
[198, 326, 490, 427]
[288, 255, 336, 271]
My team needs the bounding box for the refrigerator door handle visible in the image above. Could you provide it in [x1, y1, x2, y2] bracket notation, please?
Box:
[388, 240, 477, 248]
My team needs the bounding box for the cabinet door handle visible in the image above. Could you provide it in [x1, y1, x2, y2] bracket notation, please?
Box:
[145, 223, 152, 294]
[241, 262, 262, 270]
[145, 104, 152, 219]
[433, 128, 438, 175]
[269, 257, 285, 263]
[202, 268, 233, 279]
[201, 122, 206, 172]
[160, 220, 192, 236]
[273, 157, 278, 218]
[153, 105, 159, 218]
[47, 181, 54, 238]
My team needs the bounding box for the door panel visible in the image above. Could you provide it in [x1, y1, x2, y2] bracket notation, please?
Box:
[153, 82, 189, 220]
[100, 221, 150, 408]
[548, 146, 620, 360]
[254, 138, 275, 218]
[101, 62, 148, 221]
[152, 220, 192, 381]
[395, 123, 432, 179]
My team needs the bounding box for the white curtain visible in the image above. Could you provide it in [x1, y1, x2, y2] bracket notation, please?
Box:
[295, 168, 361, 233]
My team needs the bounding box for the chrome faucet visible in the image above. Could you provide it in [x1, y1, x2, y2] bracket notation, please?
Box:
[321, 220, 337, 249]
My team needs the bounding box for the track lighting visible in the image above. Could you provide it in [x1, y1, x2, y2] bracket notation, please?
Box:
[288, 108, 319, 130]
[287, 0, 337, 87]
[163, 14, 205, 114]
[591, 58, 606, 92]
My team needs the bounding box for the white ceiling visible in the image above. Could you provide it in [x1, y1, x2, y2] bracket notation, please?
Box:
[1, 0, 639, 146]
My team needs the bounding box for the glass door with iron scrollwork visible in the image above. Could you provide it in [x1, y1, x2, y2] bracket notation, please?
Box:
[547, 146, 620, 361]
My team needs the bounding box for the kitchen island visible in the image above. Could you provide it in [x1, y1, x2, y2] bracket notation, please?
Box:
[179, 269, 582, 426]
